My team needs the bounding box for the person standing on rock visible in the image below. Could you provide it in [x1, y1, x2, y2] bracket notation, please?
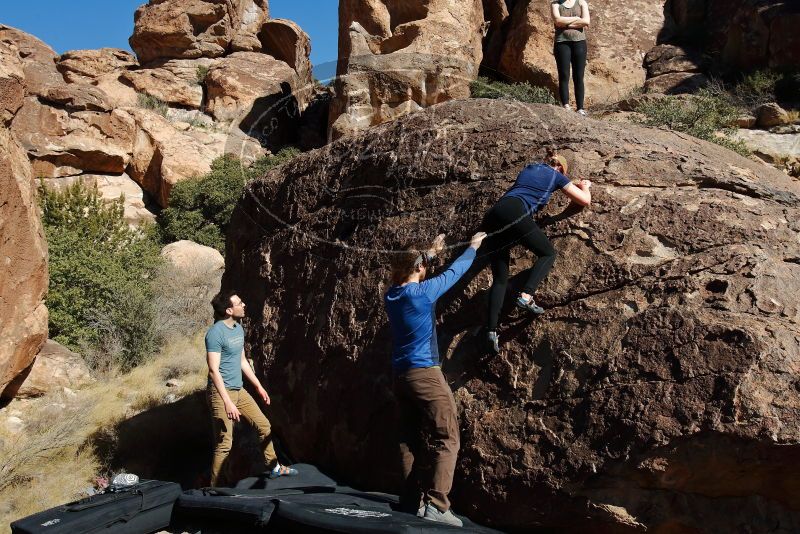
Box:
[481, 153, 591, 354]
[384, 231, 488, 527]
[552, 0, 591, 115]
[205, 290, 298, 486]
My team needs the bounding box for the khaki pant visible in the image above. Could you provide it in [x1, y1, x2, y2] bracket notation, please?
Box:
[394, 366, 460, 513]
[208, 386, 277, 486]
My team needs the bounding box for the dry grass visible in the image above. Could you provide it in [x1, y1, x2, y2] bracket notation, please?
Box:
[0, 334, 207, 532]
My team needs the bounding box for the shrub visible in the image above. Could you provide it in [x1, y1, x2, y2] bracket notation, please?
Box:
[40, 182, 164, 370]
[158, 148, 300, 252]
[471, 76, 557, 105]
[137, 92, 168, 116]
[634, 89, 750, 157]
[196, 65, 210, 84]
[732, 70, 781, 110]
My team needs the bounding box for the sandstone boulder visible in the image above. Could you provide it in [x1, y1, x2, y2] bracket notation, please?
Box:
[493, 0, 665, 105]
[123, 107, 215, 207]
[733, 129, 800, 174]
[121, 58, 215, 109]
[57, 48, 138, 83]
[644, 71, 708, 95]
[161, 240, 225, 321]
[661, 0, 800, 73]
[11, 97, 135, 178]
[0, 37, 25, 125]
[129, 0, 269, 65]
[224, 99, 800, 532]
[329, 0, 485, 139]
[12, 340, 94, 399]
[0, 25, 63, 96]
[756, 102, 791, 129]
[258, 19, 313, 86]
[205, 51, 306, 146]
[0, 127, 48, 401]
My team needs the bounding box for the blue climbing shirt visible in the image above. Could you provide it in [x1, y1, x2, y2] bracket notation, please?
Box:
[502, 163, 570, 213]
[384, 247, 477, 373]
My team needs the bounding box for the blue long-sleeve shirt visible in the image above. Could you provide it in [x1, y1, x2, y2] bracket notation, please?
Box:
[384, 247, 477, 372]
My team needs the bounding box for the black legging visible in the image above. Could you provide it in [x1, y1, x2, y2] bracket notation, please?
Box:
[554, 40, 587, 110]
[482, 196, 557, 331]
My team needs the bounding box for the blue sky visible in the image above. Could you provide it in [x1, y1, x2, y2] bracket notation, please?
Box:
[0, 0, 339, 79]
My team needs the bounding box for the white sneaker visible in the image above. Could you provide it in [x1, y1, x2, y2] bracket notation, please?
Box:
[577, 109, 588, 116]
[563, 104, 573, 112]
[422, 504, 463, 527]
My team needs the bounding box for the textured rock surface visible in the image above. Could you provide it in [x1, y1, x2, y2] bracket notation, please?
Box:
[123, 107, 215, 207]
[733, 129, 800, 175]
[659, 0, 800, 73]
[12, 340, 94, 399]
[121, 59, 214, 109]
[258, 19, 313, 88]
[224, 99, 800, 532]
[0, 24, 63, 96]
[129, 0, 269, 65]
[329, 0, 485, 139]
[205, 52, 302, 127]
[756, 102, 791, 128]
[0, 36, 25, 125]
[11, 97, 135, 178]
[161, 240, 225, 303]
[57, 48, 138, 84]
[0, 127, 48, 401]
[492, 0, 665, 105]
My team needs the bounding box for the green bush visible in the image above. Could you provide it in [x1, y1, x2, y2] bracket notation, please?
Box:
[158, 148, 300, 252]
[471, 76, 557, 105]
[634, 89, 750, 157]
[137, 92, 168, 117]
[196, 65, 210, 84]
[40, 182, 164, 371]
[730, 70, 781, 110]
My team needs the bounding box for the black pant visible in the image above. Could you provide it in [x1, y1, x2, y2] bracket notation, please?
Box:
[482, 197, 556, 331]
[554, 40, 587, 110]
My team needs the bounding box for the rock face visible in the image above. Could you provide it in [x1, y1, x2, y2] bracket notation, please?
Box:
[161, 240, 225, 303]
[643, 44, 708, 94]
[329, 0, 485, 139]
[129, 0, 270, 65]
[490, 0, 665, 104]
[0, 127, 48, 402]
[224, 99, 800, 531]
[12, 340, 94, 399]
[647, 0, 800, 91]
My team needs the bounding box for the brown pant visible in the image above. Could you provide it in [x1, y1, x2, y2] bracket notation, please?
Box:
[208, 386, 277, 486]
[394, 366, 460, 513]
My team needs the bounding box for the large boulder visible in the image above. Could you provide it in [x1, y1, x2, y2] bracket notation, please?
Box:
[122, 107, 215, 207]
[658, 0, 800, 74]
[329, 0, 485, 140]
[161, 240, 225, 303]
[258, 19, 313, 87]
[491, 0, 665, 105]
[205, 51, 307, 146]
[129, 0, 269, 65]
[11, 97, 135, 178]
[12, 340, 94, 399]
[0, 24, 63, 97]
[223, 99, 800, 531]
[57, 48, 140, 108]
[0, 127, 48, 402]
[121, 58, 215, 109]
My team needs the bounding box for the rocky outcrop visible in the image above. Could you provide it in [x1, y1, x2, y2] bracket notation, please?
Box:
[122, 107, 215, 207]
[647, 0, 800, 92]
[120, 58, 215, 109]
[329, 0, 485, 139]
[224, 99, 800, 531]
[129, 0, 269, 65]
[0, 24, 63, 96]
[258, 19, 312, 88]
[57, 49, 140, 108]
[490, 0, 665, 104]
[643, 44, 708, 94]
[0, 127, 48, 402]
[11, 340, 94, 399]
[0, 35, 25, 125]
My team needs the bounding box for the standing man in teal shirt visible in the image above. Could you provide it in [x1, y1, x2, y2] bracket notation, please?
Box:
[205, 290, 297, 485]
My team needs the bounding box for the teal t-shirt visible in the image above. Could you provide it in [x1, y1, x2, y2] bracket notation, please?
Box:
[205, 321, 245, 390]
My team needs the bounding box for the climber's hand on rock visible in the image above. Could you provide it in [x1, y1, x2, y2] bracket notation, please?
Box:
[430, 233, 446, 255]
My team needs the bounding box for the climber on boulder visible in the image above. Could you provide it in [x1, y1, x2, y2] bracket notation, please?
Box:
[481, 151, 591, 354]
[384, 231, 487, 527]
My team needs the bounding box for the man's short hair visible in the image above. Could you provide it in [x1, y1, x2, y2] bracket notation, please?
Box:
[389, 242, 432, 285]
[211, 290, 238, 320]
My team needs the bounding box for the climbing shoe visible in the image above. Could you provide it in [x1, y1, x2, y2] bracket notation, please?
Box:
[485, 330, 500, 355]
[516, 295, 545, 315]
